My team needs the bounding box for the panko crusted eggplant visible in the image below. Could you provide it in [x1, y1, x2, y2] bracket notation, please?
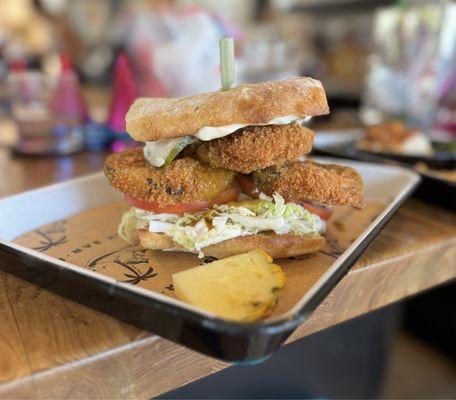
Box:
[253, 160, 364, 209]
[194, 124, 314, 173]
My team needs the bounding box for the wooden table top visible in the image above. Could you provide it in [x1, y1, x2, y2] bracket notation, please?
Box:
[0, 146, 455, 399]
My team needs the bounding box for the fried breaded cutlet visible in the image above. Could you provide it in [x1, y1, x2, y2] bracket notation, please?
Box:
[104, 148, 235, 204]
[253, 160, 364, 209]
[194, 124, 314, 174]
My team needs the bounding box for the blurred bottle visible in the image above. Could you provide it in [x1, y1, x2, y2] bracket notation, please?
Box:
[83, 114, 113, 151]
[50, 54, 87, 120]
[433, 4, 456, 138]
[107, 52, 138, 152]
[361, 1, 456, 138]
[47, 53, 86, 154]
[7, 54, 86, 155]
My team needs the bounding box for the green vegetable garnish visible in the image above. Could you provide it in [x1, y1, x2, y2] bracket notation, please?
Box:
[118, 208, 139, 244]
[219, 37, 235, 91]
[162, 136, 197, 167]
[433, 141, 456, 153]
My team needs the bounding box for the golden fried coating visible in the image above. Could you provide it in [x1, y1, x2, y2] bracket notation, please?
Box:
[253, 160, 364, 208]
[104, 148, 235, 204]
[194, 124, 314, 173]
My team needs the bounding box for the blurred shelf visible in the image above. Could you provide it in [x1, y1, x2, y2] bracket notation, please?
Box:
[291, 0, 394, 14]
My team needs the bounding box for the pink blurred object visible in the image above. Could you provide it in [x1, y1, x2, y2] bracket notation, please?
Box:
[111, 139, 130, 153]
[107, 53, 141, 152]
[9, 58, 27, 73]
[107, 53, 138, 132]
[131, 44, 168, 98]
[50, 53, 88, 121]
[211, 14, 243, 42]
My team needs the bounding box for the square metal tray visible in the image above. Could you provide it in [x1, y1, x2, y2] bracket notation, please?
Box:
[0, 158, 420, 362]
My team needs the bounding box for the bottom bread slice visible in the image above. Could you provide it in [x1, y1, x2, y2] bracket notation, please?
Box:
[137, 229, 326, 259]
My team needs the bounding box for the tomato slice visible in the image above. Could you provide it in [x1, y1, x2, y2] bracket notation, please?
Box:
[125, 196, 209, 214]
[298, 202, 333, 220]
[236, 175, 259, 198]
[125, 186, 239, 214]
[236, 175, 333, 220]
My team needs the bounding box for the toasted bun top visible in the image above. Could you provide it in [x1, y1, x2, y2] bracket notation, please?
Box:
[126, 77, 329, 142]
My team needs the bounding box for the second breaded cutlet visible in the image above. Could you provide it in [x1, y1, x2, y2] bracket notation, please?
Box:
[253, 160, 364, 209]
[194, 124, 314, 174]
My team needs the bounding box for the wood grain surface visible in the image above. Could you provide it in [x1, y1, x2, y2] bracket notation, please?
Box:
[0, 147, 455, 399]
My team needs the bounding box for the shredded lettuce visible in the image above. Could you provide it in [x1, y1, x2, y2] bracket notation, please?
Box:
[117, 208, 140, 244]
[119, 193, 325, 256]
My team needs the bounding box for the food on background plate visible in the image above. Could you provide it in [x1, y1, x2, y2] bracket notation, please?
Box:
[172, 250, 286, 321]
[104, 77, 364, 258]
[357, 121, 433, 156]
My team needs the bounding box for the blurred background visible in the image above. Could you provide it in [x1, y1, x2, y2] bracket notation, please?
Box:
[0, 0, 454, 398]
[0, 0, 454, 155]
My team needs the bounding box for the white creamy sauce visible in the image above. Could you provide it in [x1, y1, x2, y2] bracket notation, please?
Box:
[195, 115, 309, 141]
[143, 138, 182, 167]
[143, 115, 312, 167]
[401, 133, 433, 155]
[195, 123, 249, 141]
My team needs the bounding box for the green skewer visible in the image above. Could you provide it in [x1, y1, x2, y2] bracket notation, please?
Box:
[219, 37, 235, 91]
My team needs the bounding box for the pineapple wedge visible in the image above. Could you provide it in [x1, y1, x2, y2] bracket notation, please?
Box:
[172, 249, 286, 321]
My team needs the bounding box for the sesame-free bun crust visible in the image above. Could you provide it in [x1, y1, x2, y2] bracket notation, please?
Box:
[126, 77, 329, 142]
[137, 230, 326, 259]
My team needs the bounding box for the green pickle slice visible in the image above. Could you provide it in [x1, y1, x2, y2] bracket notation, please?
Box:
[162, 136, 197, 167]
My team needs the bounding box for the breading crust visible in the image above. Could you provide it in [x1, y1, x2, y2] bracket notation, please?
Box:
[126, 77, 329, 141]
[195, 124, 314, 173]
[254, 160, 364, 208]
[104, 148, 235, 204]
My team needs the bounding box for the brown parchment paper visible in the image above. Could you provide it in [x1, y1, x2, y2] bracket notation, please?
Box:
[14, 202, 384, 317]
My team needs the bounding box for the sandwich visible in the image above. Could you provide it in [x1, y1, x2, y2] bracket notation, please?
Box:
[104, 77, 364, 259]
